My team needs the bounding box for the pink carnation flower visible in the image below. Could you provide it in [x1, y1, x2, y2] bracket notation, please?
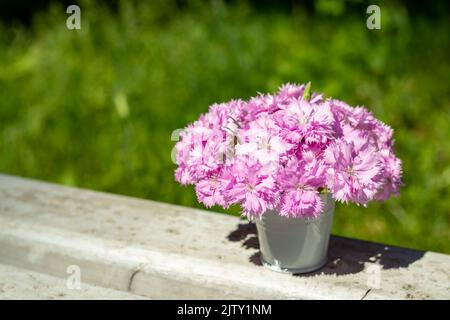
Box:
[275, 99, 335, 145]
[195, 174, 228, 208]
[324, 137, 381, 205]
[277, 159, 326, 217]
[174, 83, 402, 218]
[374, 148, 403, 201]
[225, 158, 278, 217]
[235, 114, 292, 167]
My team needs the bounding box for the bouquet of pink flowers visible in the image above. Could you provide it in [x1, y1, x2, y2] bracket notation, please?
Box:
[174, 83, 402, 218]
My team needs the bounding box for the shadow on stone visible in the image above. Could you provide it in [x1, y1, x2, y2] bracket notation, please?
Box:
[227, 222, 261, 266]
[227, 222, 425, 276]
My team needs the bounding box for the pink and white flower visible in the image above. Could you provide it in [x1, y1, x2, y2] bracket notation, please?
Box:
[324, 137, 381, 205]
[277, 159, 326, 217]
[174, 83, 402, 218]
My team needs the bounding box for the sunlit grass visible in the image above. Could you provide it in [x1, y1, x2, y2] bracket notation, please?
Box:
[0, 1, 449, 252]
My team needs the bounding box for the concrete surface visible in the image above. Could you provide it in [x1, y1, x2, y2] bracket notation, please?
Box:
[0, 174, 449, 299]
[0, 263, 147, 299]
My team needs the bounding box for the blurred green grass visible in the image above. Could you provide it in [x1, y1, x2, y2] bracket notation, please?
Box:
[0, 1, 449, 252]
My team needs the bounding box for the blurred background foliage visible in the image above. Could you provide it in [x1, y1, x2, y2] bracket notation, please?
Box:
[0, 0, 449, 252]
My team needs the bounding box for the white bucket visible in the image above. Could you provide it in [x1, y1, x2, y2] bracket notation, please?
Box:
[255, 193, 335, 274]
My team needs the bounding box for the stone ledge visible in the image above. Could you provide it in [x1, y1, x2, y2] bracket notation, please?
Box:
[0, 174, 449, 299]
[0, 263, 147, 300]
